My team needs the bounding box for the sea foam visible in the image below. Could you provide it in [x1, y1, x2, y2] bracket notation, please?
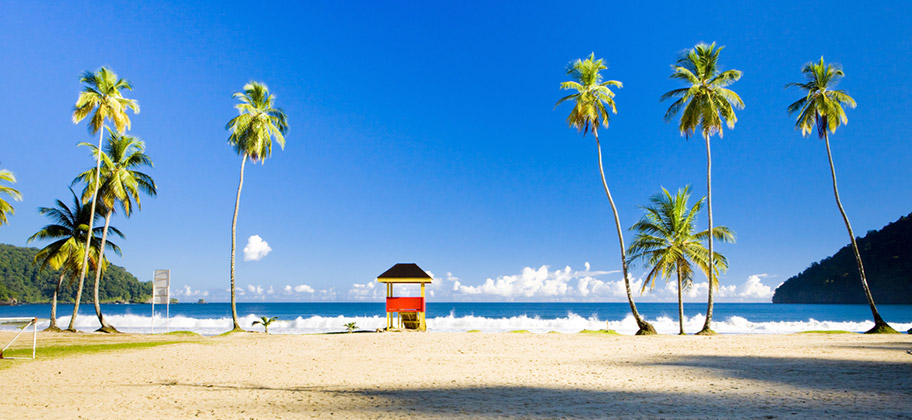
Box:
[10, 312, 908, 336]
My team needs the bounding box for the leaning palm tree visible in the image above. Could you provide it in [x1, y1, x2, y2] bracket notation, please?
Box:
[70, 67, 139, 332]
[73, 129, 156, 333]
[225, 81, 288, 331]
[661, 42, 744, 335]
[556, 53, 656, 335]
[628, 186, 734, 335]
[787, 57, 897, 334]
[0, 169, 22, 226]
[28, 189, 121, 330]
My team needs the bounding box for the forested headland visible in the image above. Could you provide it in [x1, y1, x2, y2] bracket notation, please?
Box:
[773, 213, 912, 304]
[0, 243, 150, 304]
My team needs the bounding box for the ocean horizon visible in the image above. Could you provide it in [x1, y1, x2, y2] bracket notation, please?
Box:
[2, 302, 911, 336]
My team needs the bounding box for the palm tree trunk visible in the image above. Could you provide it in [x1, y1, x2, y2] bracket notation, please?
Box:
[67, 128, 105, 332]
[92, 212, 118, 333]
[676, 261, 684, 335]
[45, 272, 65, 332]
[697, 134, 715, 335]
[229, 155, 247, 331]
[594, 128, 655, 335]
[823, 132, 895, 334]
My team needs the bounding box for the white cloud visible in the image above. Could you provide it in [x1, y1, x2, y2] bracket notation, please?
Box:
[247, 284, 264, 294]
[284, 284, 315, 294]
[243, 235, 272, 261]
[173, 285, 209, 297]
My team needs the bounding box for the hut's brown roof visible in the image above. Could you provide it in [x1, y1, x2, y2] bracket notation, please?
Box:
[377, 263, 431, 279]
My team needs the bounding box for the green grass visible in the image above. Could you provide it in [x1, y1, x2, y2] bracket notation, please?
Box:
[509, 330, 531, 334]
[579, 329, 620, 335]
[797, 330, 856, 334]
[162, 330, 201, 337]
[1, 341, 186, 370]
[466, 330, 481, 333]
[547, 331, 561, 334]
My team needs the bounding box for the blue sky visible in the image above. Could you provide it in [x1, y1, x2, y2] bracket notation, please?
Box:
[1, 2, 910, 302]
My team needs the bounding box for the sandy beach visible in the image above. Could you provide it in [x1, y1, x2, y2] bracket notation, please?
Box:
[1, 331, 910, 419]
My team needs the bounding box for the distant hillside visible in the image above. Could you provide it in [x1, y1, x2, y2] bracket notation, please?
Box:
[773, 213, 912, 304]
[0, 243, 151, 304]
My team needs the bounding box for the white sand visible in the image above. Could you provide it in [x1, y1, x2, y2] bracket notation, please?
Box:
[1, 332, 911, 419]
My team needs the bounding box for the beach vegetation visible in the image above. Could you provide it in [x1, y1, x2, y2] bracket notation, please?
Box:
[27, 190, 120, 330]
[0, 169, 21, 226]
[786, 57, 897, 334]
[509, 330, 532, 334]
[72, 130, 157, 333]
[578, 329, 620, 335]
[466, 329, 482, 333]
[344, 322, 358, 333]
[252, 316, 278, 334]
[69, 67, 139, 333]
[225, 82, 288, 332]
[661, 42, 743, 335]
[163, 330, 201, 336]
[556, 53, 656, 335]
[628, 186, 734, 335]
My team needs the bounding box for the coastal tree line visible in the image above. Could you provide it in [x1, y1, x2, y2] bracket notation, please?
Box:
[0, 40, 900, 334]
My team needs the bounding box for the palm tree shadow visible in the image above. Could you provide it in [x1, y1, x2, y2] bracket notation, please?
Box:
[651, 355, 912, 394]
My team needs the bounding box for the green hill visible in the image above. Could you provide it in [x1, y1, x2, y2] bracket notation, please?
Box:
[772, 213, 912, 304]
[0, 243, 151, 304]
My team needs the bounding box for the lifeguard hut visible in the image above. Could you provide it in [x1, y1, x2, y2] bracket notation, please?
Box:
[377, 263, 432, 331]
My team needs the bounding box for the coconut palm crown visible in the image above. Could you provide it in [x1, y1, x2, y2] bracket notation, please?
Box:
[226, 82, 288, 163]
[0, 169, 22, 226]
[786, 57, 897, 334]
[661, 42, 744, 138]
[556, 53, 656, 335]
[72, 67, 139, 135]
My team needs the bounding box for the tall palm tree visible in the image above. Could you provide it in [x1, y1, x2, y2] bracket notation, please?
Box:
[70, 67, 139, 332]
[628, 186, 734, 335]
[556, 53, 656, 335]
[786, 57, 897, 334]
[28, 189, 121, 331]
[0, 169, 22, 226]
[73, 129, 156, 333]
[225, 81, 288, 331]
[661, 42, 743, 335]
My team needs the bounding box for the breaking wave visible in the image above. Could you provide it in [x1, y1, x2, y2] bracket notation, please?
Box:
[9, 312, 908, 335]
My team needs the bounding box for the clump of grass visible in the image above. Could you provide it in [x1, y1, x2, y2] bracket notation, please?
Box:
[547, 331, 561, 334]
[509, 330, 531, 334]
[579, 329, 620, 335]
[163, 331, 200, 337]
[466, 329, 481, 333]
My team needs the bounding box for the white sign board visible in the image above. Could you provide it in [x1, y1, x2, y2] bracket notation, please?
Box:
[152, 270, 170, 333]
[152, 270, 170, 304]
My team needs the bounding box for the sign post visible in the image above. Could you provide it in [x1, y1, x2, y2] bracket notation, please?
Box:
[152, 270, 170, 333]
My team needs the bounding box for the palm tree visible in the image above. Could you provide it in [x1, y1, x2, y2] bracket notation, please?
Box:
[73, 129, 156, 333]
[225, 81, 288, 332]
[252, 316, 278, 334]
[28, 189, 121, 331]
[556, 53, 656, 335]
[0, 169, 22, 226]
[344, 322, 358, 333]
[628, 186, 734, 335]
[786, 57, 897, 334]
[661, 42, 743, 335]
[70, 67, 139, 332]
